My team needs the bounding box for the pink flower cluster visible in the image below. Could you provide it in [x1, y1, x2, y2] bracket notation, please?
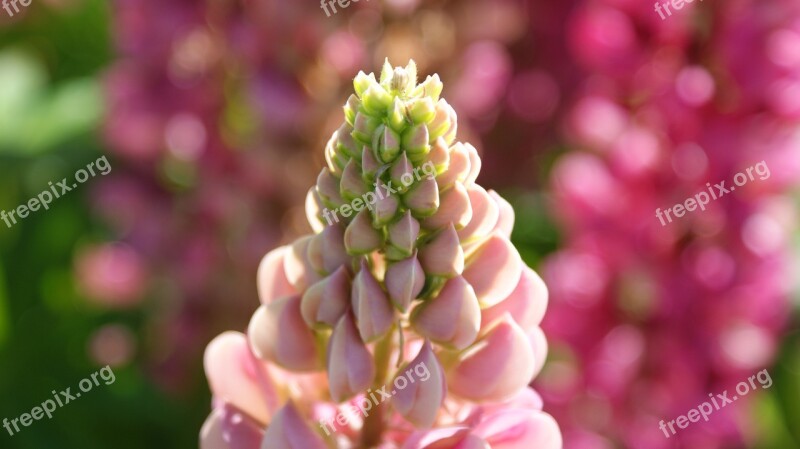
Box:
[200, 62, 561, 449]
[536, 0, 800, 447]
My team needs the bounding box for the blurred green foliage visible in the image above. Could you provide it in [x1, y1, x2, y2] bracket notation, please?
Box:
[0, 1, 210, 448]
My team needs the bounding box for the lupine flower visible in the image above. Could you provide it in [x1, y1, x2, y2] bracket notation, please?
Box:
[531, 1, 800, 448]
[200, 61, 561, 449]
[91, 0, 535, 391]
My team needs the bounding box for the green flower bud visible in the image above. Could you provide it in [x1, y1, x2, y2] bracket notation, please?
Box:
[388, 97, 408, 132]
[353, 112, 382, 144]
[353, 71, 376, 98]
[362, 84, 393, 115]
[377, 125, 401, 163]
[412, 74, 443, 102]
[402, 124, 430, 163]
[408, 97, 437, 124]
[343, 94, 360, 127]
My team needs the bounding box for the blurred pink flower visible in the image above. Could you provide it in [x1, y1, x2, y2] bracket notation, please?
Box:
[75, 243, 147, 308]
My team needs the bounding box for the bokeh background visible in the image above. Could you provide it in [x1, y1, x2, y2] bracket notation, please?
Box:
[0, 0, 798, 448]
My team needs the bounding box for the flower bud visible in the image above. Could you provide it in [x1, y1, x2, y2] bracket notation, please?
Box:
[385, 253, 425, 311]
[436, 143, 471, 190]
[443, 102, 458, 145]
[301, 267, 351, 328]
[481, 268, 548, 332]
[353, 71, 376, 97]
[353, 111, 382, 144]
[362, 84, 393, 115]
[343, 94, 360, 127]
[248, 296, 322, 372]
[257, 246, 296, 305]
[389, 66, 409, 92]
[391, 152, 415, 192]
[316, 168, 344, 209]
[458, 185, 500, 243]
[392, 342, 447, 428]
[427, 99, 455, 142]
[462, 235, 523, 307]
[412, 74, 443, 102]
[387, 210, 420, 259]
[528, 326, 548, 378]
[341, 159, 369, 201]
[325, 134, 347, 176]
[328, 313, 376, 402]
[411, 276, 480, 350]
[351, 260, 395, 342]
[378, 125, 402, 163]
[464, 143, 481, 186]
[418, 224, 464, 277]
[372, 184, 400, 226]
[421, 182, 472, 230]
[306, 188, 325, 233]
[345, 209, 383, 255]
[336, 123, 360, 159]
[408, 97, 436, 124]
[404, 177, 440, 217]
[426, 137, 450, 173]
[446, 315, 535, 402]
[361, 145, 380, 182]
[262, 402, 329, 449]
[388, 97, 407, 131]
[402, 124, 430, 163]
[284, 236, 322, 291]
[488, 190, 515, 238]
[318, 223, 350, 274]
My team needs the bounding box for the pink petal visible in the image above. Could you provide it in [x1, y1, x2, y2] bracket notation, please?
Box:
[473, 410, 562, 449]
[392, 341, 447, 428]
[412, 276, 480, 350]
[305, 188, 325, 233]
[352, 260, 395, 342]
[462, 235, 523, 307]
[248, 297, 322, 372]
[458, 186, 499, 243]
[386, 254, 426, 311]
[447, 315, 535, 402]
[301, 267, 351, 328]
[204, 332, 276, 424]
[481, 268, 548, 332]
[328, 313, 376, 402]
[437, 143, 471, 190]
[345, 209, 384, 254]
[257, 246, 296, 305]
[419, 224, 465, 277]
[421, 182, 472, 230]
[487, 190, 514, 238]
[262, 402, 329, 449]
[283, 236, 322, 291]
[200, 404, 264, 449]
